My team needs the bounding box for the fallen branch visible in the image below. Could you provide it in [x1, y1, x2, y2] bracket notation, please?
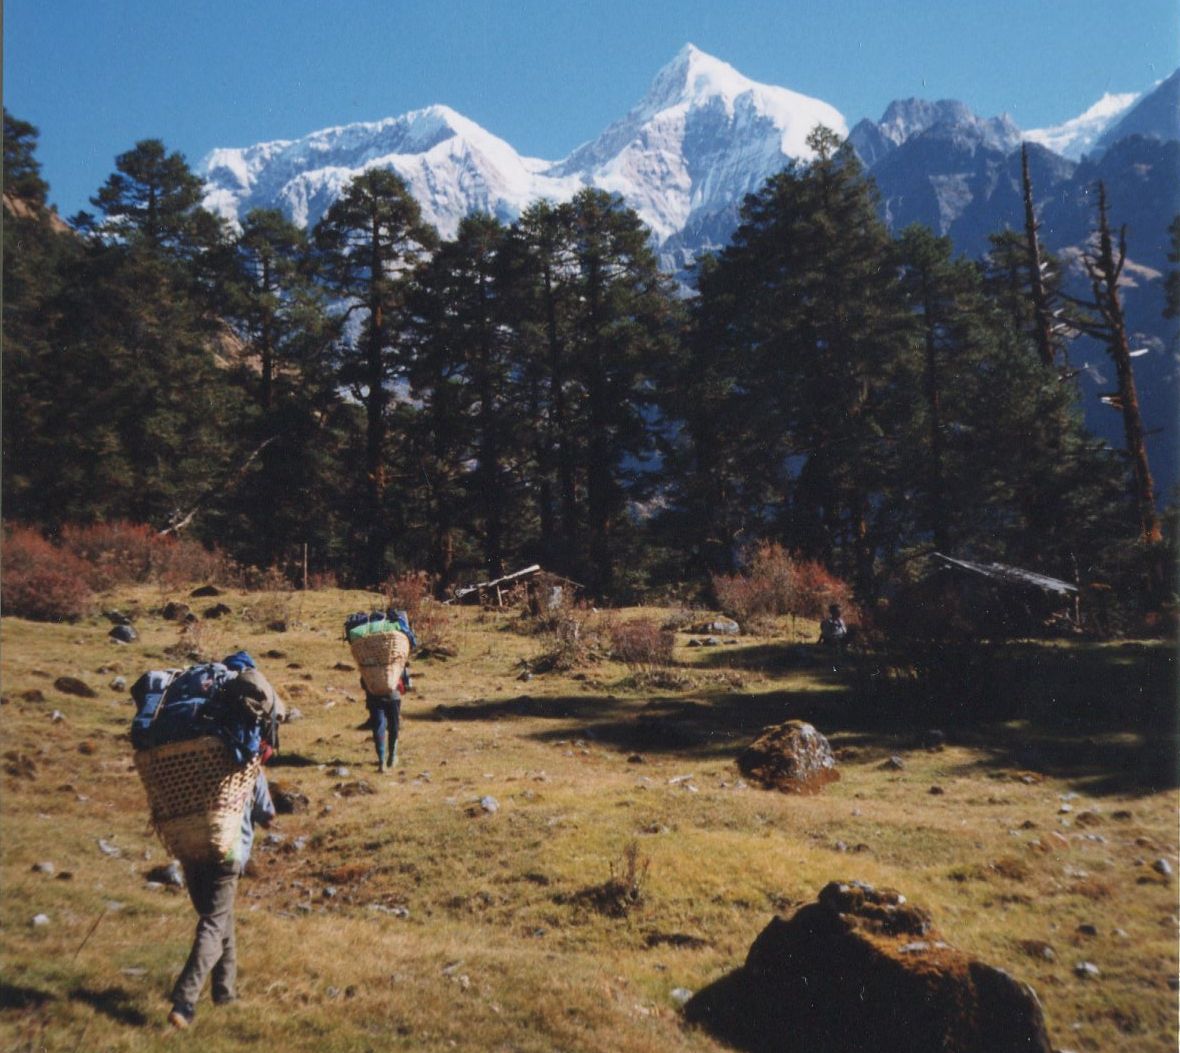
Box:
[159, 436, 278, 537]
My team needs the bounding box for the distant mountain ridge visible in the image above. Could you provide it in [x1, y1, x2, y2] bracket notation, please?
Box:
[199, 46, 1180, 486]
[203, 44, 845, 267]
[200, 45, 1176, 275]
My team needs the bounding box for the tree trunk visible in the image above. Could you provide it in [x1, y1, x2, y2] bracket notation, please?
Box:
[920, 269, 949, 551]
[1021, 145, 1057, 370]
[1087, 182, 1160, 550]
[365, 208, 389, 584]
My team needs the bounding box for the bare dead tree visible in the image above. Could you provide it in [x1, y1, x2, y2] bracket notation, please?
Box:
[1020, 144, 1062, 370]
[1074, 182, 1161, 554]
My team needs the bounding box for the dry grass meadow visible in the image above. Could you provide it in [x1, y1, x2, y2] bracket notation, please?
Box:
[1, 584, 1177, 1052]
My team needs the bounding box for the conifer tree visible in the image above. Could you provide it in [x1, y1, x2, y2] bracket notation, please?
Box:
[8, 136, 251, 532]
[313, 168, 438, 582]
[230, 208, 330, 411]
[895, 225, 988, 554]
[2, 112, 79, 521]
[686, 128, 911, 598]
[406, 215, 518, 583]
[504, 201, 581, 568]
[564, 189, 678, 595]
[212, 208, 347, 570]
[3, 109, 49, 205]
[1165, 214, 1180, 321]
[88, 139, 225, 265]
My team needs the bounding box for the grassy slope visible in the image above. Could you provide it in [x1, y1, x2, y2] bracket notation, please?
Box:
[1, 586, 1176, 1052]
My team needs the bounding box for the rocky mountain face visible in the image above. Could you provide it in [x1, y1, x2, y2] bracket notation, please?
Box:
[202, 44, 845, 273]
[199, 47, 1179, 486]
[1094, 67, 1180, 154]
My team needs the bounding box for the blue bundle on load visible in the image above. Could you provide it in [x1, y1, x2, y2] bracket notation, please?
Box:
[130, 653, 279, 764]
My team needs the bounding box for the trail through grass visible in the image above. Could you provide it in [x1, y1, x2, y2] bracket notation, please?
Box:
[2, 588, 1176, 1051]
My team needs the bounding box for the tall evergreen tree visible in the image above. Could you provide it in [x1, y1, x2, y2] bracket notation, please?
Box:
[313, 168, 438, 583]
[229, 208, 330, 411]
[2, 112, 79, 521]
[504, 201, 582, 569]
[3, 109, 49, 205]
[685, 128, 912, 598]
[405, 215, 520, 583]
[564, 189, 678, 595]
[87, 139, 225, 267]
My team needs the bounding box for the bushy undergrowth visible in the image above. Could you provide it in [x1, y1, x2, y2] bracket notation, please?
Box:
[58, 520, 232, 589]
[1, 526, 96, 621]
[529, 600, 610, 671]
[608, 616, 674, 670]
[2, 521, 235, 621]
[712, 541, 855, 628]
[384, 569, 454, 652]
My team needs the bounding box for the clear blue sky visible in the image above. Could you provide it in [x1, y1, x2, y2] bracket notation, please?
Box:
[6, 0, 1178, 219]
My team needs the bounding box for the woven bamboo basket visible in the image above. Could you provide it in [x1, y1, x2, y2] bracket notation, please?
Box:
[349, 630, 410, 695]
[134, 736, 261, 865]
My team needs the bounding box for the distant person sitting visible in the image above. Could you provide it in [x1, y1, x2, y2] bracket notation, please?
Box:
[818, 603, 848, 647]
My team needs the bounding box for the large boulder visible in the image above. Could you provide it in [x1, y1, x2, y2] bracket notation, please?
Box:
[685, 880, 1052, 1053]
[737, 720, 839, 794]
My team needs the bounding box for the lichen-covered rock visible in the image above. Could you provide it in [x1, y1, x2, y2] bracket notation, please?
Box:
[685, 879, 1052, 1053]
[737, 720, 839, 794]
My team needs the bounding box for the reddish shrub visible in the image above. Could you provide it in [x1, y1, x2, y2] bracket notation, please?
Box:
[609, 617, 675, 669]
[1, 526, 96, 621]
[306, 569, 339, 590]
[151, 536, 235, 589]
[384, 570, 452, 652]
[790, 558, 855, 621]
[384, 570, 432, 616]
[57, 521, 159, 587]
[712, 542, 855, 625]
[56, 520, 234, 589]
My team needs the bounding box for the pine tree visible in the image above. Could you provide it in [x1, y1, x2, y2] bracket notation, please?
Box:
[3, 109, 49, 205]
[506, 201, 582, 568]
[405, 215, 518, 583]
[564, 189, 678, 595]
[1165, 214, 1180, 322]
[209, 208, 350, 571]
[312, 168, 438, 582]
[88, 139, 225, 265]
[2, 112, 79, 521]
[229, 208, 330, 411]
[685, 128, 912, 598]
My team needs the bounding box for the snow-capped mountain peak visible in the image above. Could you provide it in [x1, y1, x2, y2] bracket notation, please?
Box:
[202, 45, 847, 256]
[1024, 91, 1141, 159]
[547, 45, 846, 244]
[202, 104, 582, 234]
[637, 43, 764, 117]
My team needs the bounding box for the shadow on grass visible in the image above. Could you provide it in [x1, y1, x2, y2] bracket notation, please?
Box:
[0, 983, 55, 1010]
[267, 751, 321, 768]
[425, 640, 1177, 795]
[682, 968, 766, 1052]
[69, 985, 147, 1026]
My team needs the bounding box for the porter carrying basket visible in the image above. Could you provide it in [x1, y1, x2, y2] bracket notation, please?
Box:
[134, 736, 261, 865]
[349, 630, 410, 696]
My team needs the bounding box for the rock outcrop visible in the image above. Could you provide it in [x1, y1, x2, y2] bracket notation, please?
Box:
[737, 720, 839, 794]
[685, 880, 1052, 1053]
